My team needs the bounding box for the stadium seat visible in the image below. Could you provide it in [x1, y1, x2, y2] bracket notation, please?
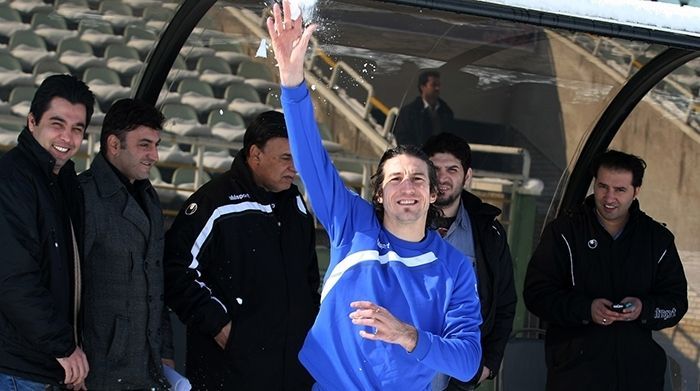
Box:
[99, 0, 139, 32]
[104, 43, 143, 80]
[171, 166, 211, 203]
[9, 30, 54, 72]
[161, 103, 210, 137]
[9, 85, 37, 117]
[196, 55, 244, 91]
[83, 66, 130, 110]
[124, 24, 157, 59]
[208, 38, 249, 68]
[237, 60, 278, 95]
[157, 143, 195, 166]
[0, 4, 30, 45]
[167, 55, 198, 85]
[57, 36, 104, 74]
[10, 0, 54, 23]
[55, 0, 96, 25]
[0, 52, 33, 98]
[143, 6, 174, 30]
[224, 83, 273, 120]
[78, 19, 122, 55]
[208, 109, 246, 142]
[180, 37, 216, 69]
[177, 78, 227, 118]
[202, 149, 234, 171]
[32, 59, 70, 86]
[30, 13, 76, 49]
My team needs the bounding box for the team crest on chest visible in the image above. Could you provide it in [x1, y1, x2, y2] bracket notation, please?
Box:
[587, 239, 598, 249]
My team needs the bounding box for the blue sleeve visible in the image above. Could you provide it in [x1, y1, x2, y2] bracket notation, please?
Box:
[410, 255, 482, 381]
[280, 83, 361, 244]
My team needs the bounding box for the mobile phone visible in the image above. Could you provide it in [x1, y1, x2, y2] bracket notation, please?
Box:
[611, 302, 634, 313]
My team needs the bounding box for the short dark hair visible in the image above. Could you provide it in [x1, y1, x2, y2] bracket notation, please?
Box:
[592, 149, 647, 188]
[29, 74, 94, 128]
[417, 70, 440, 93]
[371, 145, 441, 229]
[100, 98, 164, 153]
[242, 111, 288, 158]
[421, 132, 472, 171]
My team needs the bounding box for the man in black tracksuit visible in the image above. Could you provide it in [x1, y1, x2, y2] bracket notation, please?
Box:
[422, 133, 516, 390]
[164, 111, 320, 390]
[0, 75, 94, 389]
[524, 150, 687, 391]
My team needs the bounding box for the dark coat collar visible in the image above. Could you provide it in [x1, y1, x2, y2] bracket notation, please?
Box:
[461, 189, 502, 219]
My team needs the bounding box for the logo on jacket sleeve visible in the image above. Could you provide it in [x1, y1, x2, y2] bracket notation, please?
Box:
[185, 203, 198, 215]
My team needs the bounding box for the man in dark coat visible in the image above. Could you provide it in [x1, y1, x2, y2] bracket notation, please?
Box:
[524, 150, 688, 391]
[164, 111, 320, 390]
[422, 133, 516, 391]
[394, 70, 454, 146]
[79, 99, 174, 390]
[0, 74, 94, 389]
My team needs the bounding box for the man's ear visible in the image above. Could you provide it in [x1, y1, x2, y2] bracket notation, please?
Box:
[464, 167, 473, 188]
[633, 186, 641, 199]
[27, 113, 37, 132]
[107, 134, 121, 155]
[249, 144, 262, 162]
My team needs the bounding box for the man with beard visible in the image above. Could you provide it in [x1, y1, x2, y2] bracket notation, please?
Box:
[422, 132, 516, 391]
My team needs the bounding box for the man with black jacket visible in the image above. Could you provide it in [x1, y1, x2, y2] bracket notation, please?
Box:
[164, 111, 320, 390]
[0, 75, 94, 390]
[524, 150, 687, 390]
[394, 70, 454, 146]
[422, 132, 516, 391]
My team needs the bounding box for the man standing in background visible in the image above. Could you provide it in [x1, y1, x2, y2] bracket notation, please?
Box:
[422, 132, 516, 390]
[394, 70, 454, 146]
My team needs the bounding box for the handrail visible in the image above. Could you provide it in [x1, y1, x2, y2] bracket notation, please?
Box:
[568, 32, 699, 132]
[225, 5, 391, 154]
[470, 143, 531, 182]
[328, 61, 375, 119]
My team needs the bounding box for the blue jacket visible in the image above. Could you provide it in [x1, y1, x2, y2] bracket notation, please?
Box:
[282, 84, 482, 390]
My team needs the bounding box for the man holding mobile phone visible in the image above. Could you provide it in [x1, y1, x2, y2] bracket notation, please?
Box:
[524, 150, 687, 391]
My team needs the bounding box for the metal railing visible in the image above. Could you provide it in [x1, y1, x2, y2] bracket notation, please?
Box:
[569, 32, 699, 133]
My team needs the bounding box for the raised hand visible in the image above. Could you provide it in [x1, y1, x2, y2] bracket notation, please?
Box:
[266, 0, 317, 87]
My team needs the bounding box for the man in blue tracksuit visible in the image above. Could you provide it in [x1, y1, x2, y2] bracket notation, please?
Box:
[267, 2, 482, 389]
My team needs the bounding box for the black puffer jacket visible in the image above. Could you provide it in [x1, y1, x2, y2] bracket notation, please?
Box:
[0, 129, 83, 385]
[524, 196, 688, 391]
[164, 150, 320, 390]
